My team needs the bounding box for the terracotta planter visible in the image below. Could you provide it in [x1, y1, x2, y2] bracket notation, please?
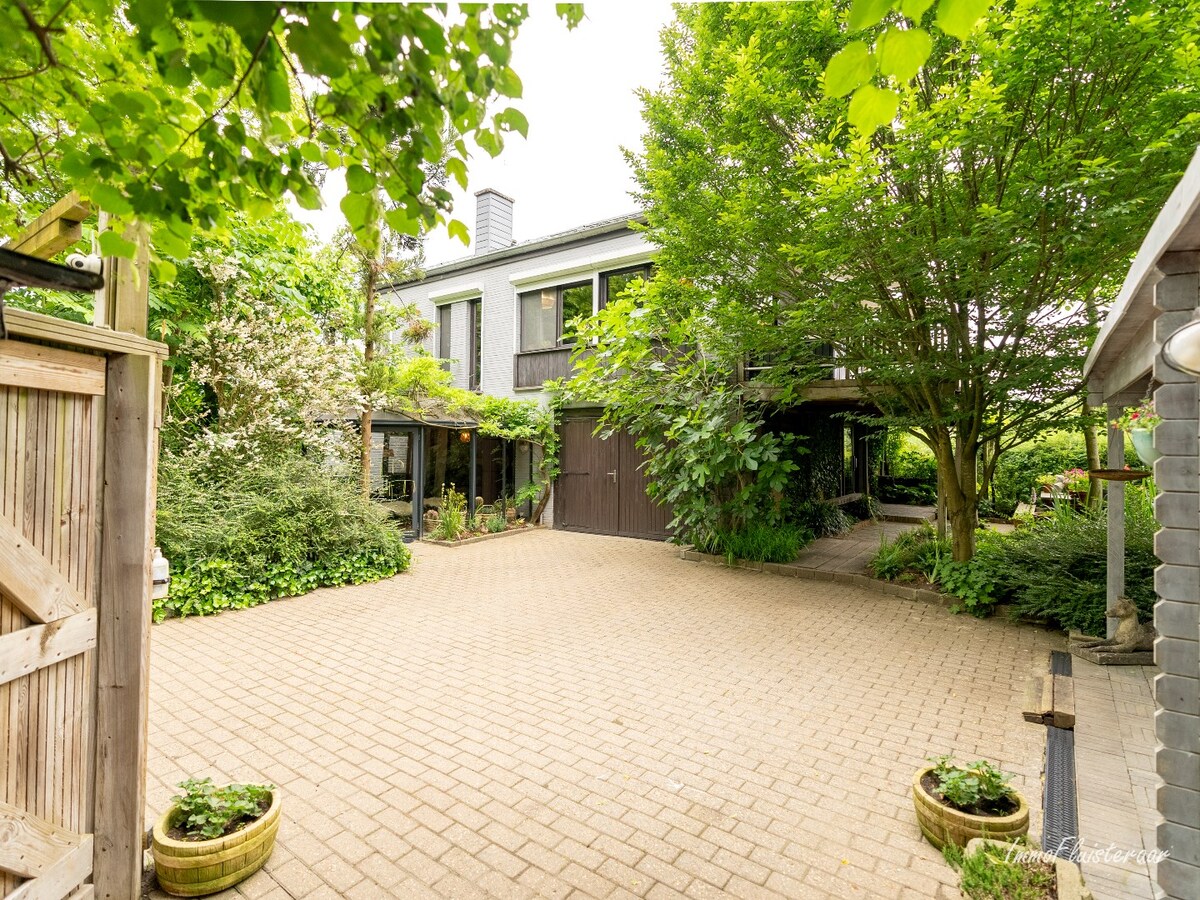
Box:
[152, 789, 281, 897]
[1129, 428, 1161, 466]
[912, 766, 1029, 849]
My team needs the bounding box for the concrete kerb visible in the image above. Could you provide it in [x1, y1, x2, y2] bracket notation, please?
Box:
[422, 524, 546, 547]
[679, 547, 956, 607]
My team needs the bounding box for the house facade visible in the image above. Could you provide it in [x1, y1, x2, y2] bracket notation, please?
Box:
[386, 190, 876, 541]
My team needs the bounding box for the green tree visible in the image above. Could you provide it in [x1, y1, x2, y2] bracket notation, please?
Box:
[568, 278, 799, 546]
[335, 227, 428, 498]
[1, 1, 581, 269]
[633, 0, 1200, 560]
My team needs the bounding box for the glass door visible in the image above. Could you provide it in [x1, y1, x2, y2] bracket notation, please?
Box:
[370, 427, 422, 537]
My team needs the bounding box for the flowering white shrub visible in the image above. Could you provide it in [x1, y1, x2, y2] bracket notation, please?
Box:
[170, 300, 362, 473]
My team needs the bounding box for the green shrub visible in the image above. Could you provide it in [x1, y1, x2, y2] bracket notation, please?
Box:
[869, 524, 951, 583]
[940, 558, 999, 617]
[943, 840, 1056, 900]
[843, 494, 882, 522]
[974, 498, 1156, 635]
[787, 499, 852, 537]
[929, 755, 1016, 814]
[156, 452, 411, 620]
[486, 514, 507, 533]
[171, 778, 274, 840]
[698, 523, 812, 563]
[432, 486, 467, 540]
[991, 431, 1111, 515]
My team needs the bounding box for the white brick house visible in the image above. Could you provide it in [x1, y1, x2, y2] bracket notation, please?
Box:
[385, 191, 667, 538]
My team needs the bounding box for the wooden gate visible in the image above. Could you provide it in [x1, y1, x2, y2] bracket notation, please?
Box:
[1, 214, 165, 900]
[1, 341, 105, 899]
[556, 417, 672, 540]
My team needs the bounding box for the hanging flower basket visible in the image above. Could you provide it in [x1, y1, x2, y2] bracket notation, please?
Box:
[1129, 428, 1161, 467]
[1112, 399, 1162, 467]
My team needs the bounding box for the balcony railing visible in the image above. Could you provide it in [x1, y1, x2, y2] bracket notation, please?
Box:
[513, 347, 575, 389]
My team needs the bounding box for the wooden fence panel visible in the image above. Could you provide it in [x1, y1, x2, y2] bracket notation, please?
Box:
[1, 358, 103, 898]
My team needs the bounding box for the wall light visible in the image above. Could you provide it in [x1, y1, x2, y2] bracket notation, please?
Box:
[1162, 319, 1200, 376]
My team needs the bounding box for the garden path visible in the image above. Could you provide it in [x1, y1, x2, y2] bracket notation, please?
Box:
[1073, 662, 1162, 900]
[787, 520, 918, 576]
[145, 529, 1063, 899]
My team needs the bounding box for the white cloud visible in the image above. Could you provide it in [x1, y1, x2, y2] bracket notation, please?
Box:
[292, 1, 675, 264]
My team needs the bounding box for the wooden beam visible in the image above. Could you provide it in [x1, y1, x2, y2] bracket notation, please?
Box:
[0, 800, 84, 880]
[95, 223, 149, 337]
[1022, 676, 1046, 723]
[0, 609, 98, 688]
[0, 340, 106, 396]
[1051, 674, 1076, 729]
[92, 352, 159, 900]
[3, 308, 168, 360]
[9, 220, 83, 262]
[6, 194, 91, 261]
[0, 519, 87, 624]
[6, 837, 93, 900]
[798, 379, 879, 403]
[0, 247, 104, 293]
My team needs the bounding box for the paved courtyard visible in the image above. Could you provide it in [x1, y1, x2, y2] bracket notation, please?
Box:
[146, 530, 1063, 899]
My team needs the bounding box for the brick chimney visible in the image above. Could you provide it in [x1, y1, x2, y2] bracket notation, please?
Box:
[474, 189, 514, 255]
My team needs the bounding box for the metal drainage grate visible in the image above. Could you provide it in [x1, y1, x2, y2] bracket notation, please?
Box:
[1050, 649, 1073, 677]
[1042, 689, 1079, 860]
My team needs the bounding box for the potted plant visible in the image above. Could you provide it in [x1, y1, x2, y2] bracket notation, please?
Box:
[1034, 468, 1090, 509]
[912, 756, 1029, 849]
[1113, 399, 1162, 466]
[152, 778, 280, 897]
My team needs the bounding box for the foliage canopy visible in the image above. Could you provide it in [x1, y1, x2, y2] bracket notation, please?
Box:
[1, 1, 581, 273]
[631, 0, 1200, 559]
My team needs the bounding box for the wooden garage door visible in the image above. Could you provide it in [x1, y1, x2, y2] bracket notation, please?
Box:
[556, 418, 672, 540]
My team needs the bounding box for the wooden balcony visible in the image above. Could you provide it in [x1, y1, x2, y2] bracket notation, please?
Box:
[514, 347, 575, 389]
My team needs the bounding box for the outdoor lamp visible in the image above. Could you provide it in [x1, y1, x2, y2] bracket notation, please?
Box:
[1161, 318, 1200, 376]
[459, 430, 472, 443]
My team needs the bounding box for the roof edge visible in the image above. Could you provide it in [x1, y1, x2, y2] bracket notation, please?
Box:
[1084, 147, 1200, 380]
[390, 212, 647, 289]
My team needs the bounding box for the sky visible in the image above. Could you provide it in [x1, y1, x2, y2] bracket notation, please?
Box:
[293, 2, 677, 265]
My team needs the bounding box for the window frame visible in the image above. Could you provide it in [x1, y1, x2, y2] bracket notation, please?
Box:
[468, 298, 482, 391]
[518, 279, 594, 352]
[599, 263, 654, 311]
[437, 304, 452, 361]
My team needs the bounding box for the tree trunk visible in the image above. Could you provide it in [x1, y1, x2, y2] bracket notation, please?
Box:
[360, 264, 377, 498]
[932, 431, 979, 561]
[1083, 398, 1102, 510]
[360, 408, 373, 497]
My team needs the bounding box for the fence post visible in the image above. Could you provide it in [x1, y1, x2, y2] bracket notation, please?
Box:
[93, 228, 158, 898]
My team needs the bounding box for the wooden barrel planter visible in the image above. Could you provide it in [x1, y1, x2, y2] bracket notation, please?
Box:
[152, 790, 281, 897]
[912, 766, 1029, 849]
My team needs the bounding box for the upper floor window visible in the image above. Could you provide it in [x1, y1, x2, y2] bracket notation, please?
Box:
[519, 281, 594, 351]
[437, 304, 452, 359]
[468, 299, 482, 391]
[599, 264, 654, 310]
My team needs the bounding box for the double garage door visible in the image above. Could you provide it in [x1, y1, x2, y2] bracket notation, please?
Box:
[556, 417, 673, 540]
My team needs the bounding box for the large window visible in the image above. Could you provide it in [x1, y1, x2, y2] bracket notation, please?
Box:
[600, 264, 654, 310]
[518, 280, 594, 351]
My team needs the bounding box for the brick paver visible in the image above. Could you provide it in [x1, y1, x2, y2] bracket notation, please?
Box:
[146, 530, 1061, 898]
